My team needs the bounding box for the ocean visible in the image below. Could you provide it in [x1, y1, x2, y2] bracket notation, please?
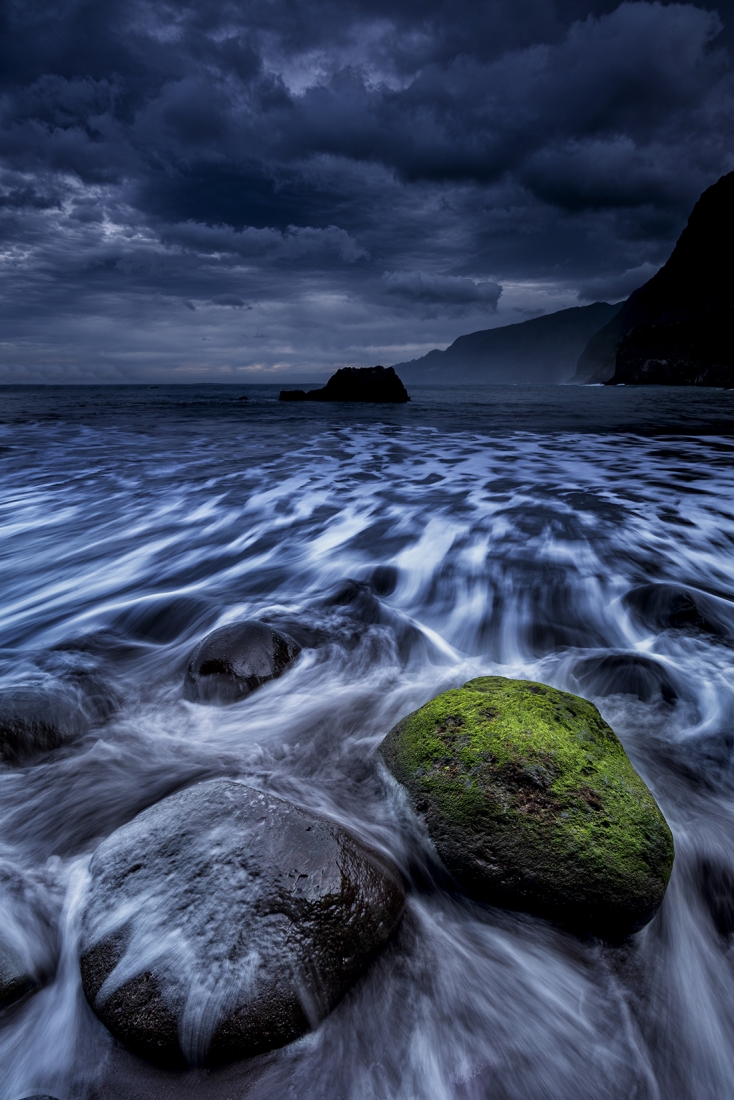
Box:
[2, 383, 734, 1100]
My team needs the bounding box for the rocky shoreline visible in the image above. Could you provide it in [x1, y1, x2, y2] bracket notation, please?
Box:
[1, 611, 678, 1086]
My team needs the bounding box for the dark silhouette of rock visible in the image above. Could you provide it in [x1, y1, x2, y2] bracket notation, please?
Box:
[237, 395, 248, 400]
[573, 171, 734, 385]
[380, 676, 674, 938]
[572, 308, 632, 384]
[394, 302, 622, 385]
[18, 1096, 61, 1099]
[80, 780, 405, 1067]
[183, 620, 301, 705]
[279, 365, 409, 403]
[0, 684, 97, 764]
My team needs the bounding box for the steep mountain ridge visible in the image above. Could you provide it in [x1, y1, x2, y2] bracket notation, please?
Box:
[392, 302, 623, 385]
[574, 171, 734, 385]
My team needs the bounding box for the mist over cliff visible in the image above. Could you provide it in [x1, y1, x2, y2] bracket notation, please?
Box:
[394, 302, 622, 385]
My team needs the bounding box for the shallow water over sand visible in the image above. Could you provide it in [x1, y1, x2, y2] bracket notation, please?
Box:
[2, 384, 734, 1100]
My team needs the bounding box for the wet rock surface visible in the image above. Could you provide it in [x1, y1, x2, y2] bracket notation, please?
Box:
[572, 653, 678, 704]
[80, 779, 405, 1067]
[0, 940, 36, 1009]
[111, 594, 215, 646]
[183, 620, 301, 705]
[696, 857, 734, 937]
[0, 683, 97, 764]
[623, 582, 734, 639]
[380, 676, 674, 938]
[0, 862, 59, 1010]
[279, 366, 409, 404]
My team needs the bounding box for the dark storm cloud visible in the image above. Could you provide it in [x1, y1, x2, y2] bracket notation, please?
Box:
[0, 0, 732, 379]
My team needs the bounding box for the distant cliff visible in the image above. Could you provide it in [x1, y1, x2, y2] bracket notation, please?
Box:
[573, 171, 734, 385]
[392, 302, 623, 385]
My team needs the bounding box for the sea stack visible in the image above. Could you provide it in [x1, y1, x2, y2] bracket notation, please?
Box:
[573, 170, 734, 385]
[280, 365, 409, 403]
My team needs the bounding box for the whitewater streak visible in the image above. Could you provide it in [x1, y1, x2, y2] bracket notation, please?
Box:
[1, 395, 734, 1100]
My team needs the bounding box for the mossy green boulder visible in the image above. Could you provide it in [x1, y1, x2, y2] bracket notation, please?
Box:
[380, 676, 674, 937]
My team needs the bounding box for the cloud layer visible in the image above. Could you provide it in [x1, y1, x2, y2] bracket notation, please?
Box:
[0, 0, 732, 380]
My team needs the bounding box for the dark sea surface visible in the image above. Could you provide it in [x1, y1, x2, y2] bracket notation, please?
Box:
[2, 383, 734, 1100]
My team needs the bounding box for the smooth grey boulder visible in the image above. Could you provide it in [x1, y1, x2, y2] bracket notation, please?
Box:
[183, 620, 301, 705]
[80, 779, 405, 1067]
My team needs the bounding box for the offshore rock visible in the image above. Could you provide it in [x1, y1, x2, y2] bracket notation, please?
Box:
[380, 676, 674, 937]
[183, 620, 301, 705]
[279, 365, 409, 403]
[80, 779, 405, 1067]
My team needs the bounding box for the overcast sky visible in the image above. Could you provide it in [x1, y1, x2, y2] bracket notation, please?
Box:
[0, 0, 732, 382]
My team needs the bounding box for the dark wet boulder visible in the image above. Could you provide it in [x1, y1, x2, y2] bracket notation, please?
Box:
[623, 582, 734, 639]
[80, 779, 405, 1067]
[237, 395, 248, 401]
[18, 1096, 62, 1099]
[112, 594, 214, 645]
[280, 366, 409, 403]
[380, 676, 674, 938]
[0, 940, 36, 1009]
[696, 857, 734, 937]
[0, 862, 58, 1008]
[0, 684, 94, 764]
[573, 653, 678, 704]
[183, 620, 301, 705]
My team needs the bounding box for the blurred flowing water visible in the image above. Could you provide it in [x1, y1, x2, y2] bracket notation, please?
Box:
[2, 383, 734, 1100]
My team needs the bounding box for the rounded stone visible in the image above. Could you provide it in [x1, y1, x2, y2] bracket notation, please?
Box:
[0, 684, 90, 764]
[0, 940, 36, 1009]
[380, 676, 674, 938]
[623, 582, 733, 638]
[183, 620, 301, 705]
[573, 653, 678, 704]
[80, 779, 405, 1067]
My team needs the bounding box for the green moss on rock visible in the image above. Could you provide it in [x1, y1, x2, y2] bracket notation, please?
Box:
[380, 676, 674, 937]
